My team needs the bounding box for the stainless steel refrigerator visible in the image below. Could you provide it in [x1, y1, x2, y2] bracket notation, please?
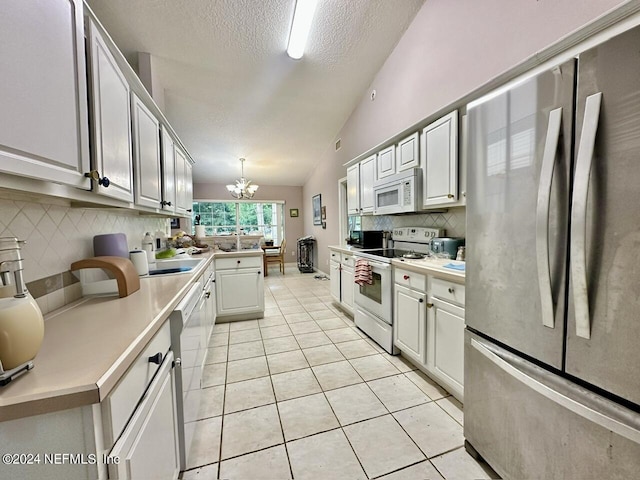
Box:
[465, 25, 640, 479]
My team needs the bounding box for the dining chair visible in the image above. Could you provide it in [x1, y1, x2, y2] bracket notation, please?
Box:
[265, 239, 286, 274]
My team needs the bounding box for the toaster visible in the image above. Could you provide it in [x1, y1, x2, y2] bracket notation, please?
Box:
[430, 237, 465, 259]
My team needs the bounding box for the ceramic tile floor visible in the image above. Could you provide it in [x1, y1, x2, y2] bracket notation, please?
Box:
[182, 266, 499, 480]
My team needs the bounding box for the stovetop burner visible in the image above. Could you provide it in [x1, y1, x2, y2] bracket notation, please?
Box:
[359, 248, 412, 259]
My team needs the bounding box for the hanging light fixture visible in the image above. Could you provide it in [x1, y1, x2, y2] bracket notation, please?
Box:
[226, 158, 259, 199]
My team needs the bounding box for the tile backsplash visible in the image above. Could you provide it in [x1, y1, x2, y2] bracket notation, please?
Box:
[0, 192, 170, 313]
[362, 206, 466, 238]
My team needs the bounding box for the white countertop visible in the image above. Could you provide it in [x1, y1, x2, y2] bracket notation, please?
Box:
[0, 249, 263, 422]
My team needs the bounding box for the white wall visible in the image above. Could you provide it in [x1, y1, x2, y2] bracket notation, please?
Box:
[304, 0, 627, 272]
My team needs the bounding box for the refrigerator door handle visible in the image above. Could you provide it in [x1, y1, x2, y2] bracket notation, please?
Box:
[571, 92, 602, 340]
[536, 107, 563, 329]
[471, 337, 640, 444]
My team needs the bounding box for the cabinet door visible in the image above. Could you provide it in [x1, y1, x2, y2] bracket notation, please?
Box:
[359, 155, 376, 214]
[429, 298, 465, 397]
[216, 269, 264, 316]
[109, 353, 180, 480]
[397, 132, 419, 171]
[175, 146, 190, 214]
[341, 265, 355, 312]
[346, 163, 360, 214]
[330, 260, 341, 303]
[0, 0, 90, 188]
[393, 284, 426, 364]
[185, 159, 193, 212]
[423, 111, 458, 207]
[86, 19, 134, 202]
[161, 126, 176, 213]
[376, 146, 396, 180]
[132, 94, 162, 208]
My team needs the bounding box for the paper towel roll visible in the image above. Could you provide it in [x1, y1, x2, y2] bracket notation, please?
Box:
[129, 250, 149, 276]
[195, 225, 205, 238]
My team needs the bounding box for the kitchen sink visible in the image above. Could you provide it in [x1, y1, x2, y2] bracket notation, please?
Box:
[147, 257, 204, 276]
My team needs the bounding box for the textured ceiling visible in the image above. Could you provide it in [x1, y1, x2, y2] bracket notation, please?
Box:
[86, 0, 425, 186]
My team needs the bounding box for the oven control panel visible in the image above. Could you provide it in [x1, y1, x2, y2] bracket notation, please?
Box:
[392, 227, 445, 244]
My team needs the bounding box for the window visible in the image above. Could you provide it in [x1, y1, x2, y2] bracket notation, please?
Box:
[192, 201, 285, 244]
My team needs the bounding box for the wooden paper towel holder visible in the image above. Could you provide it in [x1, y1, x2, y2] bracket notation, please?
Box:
[70, 256, 140, 298]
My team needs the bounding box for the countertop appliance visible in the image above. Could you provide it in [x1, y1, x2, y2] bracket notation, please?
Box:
[465, 26, 640, 479]
[429, 237, 465, 259]
[353, 227, 443, 354]
[347, 230, 384, 249]
[373, 167, 422, 215]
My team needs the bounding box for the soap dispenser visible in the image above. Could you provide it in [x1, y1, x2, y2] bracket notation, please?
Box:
[142, 232, 155, 264]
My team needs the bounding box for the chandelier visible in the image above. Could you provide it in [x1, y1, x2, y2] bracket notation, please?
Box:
[226, 158, 259, 199]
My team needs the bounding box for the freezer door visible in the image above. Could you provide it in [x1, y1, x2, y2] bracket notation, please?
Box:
[566, 26, 640, 406]
[466, 60, 575, 369]
[465, 331, 640, 480]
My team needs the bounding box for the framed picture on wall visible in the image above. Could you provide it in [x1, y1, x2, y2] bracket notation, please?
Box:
[290, 208, 299, 217]
[312, 194, 322, 225]
[321, 206, 326, 220]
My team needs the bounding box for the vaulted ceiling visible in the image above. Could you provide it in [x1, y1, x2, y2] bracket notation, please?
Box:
[86, 0, 424, 186]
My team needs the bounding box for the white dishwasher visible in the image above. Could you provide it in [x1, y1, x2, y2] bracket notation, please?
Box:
[169, 283, 207, 471]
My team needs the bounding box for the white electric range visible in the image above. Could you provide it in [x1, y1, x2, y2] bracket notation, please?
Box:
[352, 227, 444, 353]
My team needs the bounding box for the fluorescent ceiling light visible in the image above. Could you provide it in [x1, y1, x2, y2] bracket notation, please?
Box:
[287, 0, 318, 59]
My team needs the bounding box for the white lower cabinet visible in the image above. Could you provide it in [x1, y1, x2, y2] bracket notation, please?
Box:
[393, 283, 426, 364]
[215, 255, 264, 319]
[109, 351, 179, 480]
[328, 249, 355, 314]
[330, 259, 341, 302]
[341, 264, 355, 312]
[392, 267, 465, 401]
[428, 298, 465, 396]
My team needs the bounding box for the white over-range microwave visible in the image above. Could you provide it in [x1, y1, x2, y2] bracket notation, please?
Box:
[373, 167, 422, 215]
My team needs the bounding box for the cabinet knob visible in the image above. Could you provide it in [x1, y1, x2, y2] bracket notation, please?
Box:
[403, 275, 409, 280]
[447, 193, 454, 199]
[187, 209, 193, 212]
[205, 291, 211, 299]
[148, 352, 163, 365]
[84, 170, 110, 188]
[426, 302, 434, 308]
[448, 287, 455, 294]
[257, 271, 262, 275]
[161, 200, 173, 206]
[419, 298, 424, 303]
[462, 191, 466, 197]
[237, 260, 241, 264]
[173, 357, 182, 367]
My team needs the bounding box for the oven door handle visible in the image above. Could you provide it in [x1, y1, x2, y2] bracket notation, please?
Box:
[363, 260, 392, 270]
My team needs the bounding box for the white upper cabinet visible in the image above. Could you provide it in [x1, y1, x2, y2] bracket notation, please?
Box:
[175, 145, 193, 215]
[376, 145, 396, 180]
[0, 0, 90, 188]
[359, 154, 376, 214]
[347, 154, 375, 215]
[347, 163, 361, 215]
[160, 126, 176, 213]
[132, 93, 162, 209]
[397, 132, 420, 171]
[86, 18, 134, 202]
[422, 110, 459, 207]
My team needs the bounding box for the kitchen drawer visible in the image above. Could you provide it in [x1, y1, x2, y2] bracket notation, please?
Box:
[431, 277, 465, 306]
[330, 250, 340, 261]
[102, 321, 171, 447]
[341, 253, 355, 267]
[215, 255, 262, 270]
[394, 267, 427, 292]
